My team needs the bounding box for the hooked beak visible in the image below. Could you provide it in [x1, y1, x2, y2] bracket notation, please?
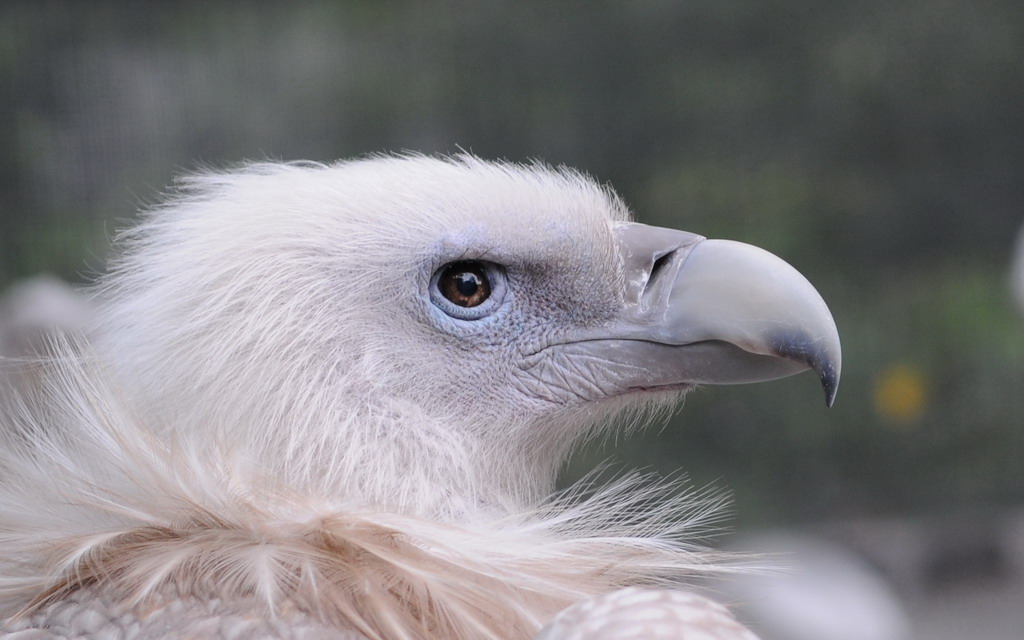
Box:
[530, 223, 841, 407]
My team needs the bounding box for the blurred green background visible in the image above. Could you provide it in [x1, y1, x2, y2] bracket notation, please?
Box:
[2, 0, 1023, 529]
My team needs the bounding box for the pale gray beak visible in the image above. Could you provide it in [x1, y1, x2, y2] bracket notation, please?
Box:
[540, 222, 841, 406]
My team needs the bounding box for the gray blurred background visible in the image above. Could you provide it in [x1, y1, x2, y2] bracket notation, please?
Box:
[2, 2, 1023, 638]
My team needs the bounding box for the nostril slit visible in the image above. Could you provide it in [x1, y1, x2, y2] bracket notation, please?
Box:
[643, 250, 676, 299]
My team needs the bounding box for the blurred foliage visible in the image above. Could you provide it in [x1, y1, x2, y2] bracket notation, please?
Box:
[1, 0, 1022, 525]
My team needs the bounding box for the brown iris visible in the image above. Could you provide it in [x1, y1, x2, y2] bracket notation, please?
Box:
[438, 261, 491, 307]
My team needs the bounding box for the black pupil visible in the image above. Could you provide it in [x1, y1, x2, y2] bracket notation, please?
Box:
[440, 262, 490, 308]
[455, 272, 481, 297]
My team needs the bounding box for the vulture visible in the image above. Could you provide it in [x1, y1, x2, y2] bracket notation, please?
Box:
[0, 155, 840, 639]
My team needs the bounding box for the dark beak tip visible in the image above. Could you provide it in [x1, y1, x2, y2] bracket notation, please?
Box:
[823, 371, 839, 407]
[770, 334, 841, 407]
[812, 353, 841, 407]
[770, 331, 839, 407]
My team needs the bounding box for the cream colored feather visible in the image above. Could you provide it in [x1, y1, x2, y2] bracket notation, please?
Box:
[0, 336, 737, 639]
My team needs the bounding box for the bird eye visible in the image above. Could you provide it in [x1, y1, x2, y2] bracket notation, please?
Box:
[439, 262, 490, 307]
[429, 260, 507, 321]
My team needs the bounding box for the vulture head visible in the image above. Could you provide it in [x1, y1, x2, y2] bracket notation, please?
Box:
[94, 155, 839, 517]
[1, 155, 840, 638]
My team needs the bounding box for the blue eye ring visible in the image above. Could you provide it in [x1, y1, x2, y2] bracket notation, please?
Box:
[430, 260, 507, 320]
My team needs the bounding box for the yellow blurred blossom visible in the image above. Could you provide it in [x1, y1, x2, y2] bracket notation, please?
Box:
[873, 364, 927, 425]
